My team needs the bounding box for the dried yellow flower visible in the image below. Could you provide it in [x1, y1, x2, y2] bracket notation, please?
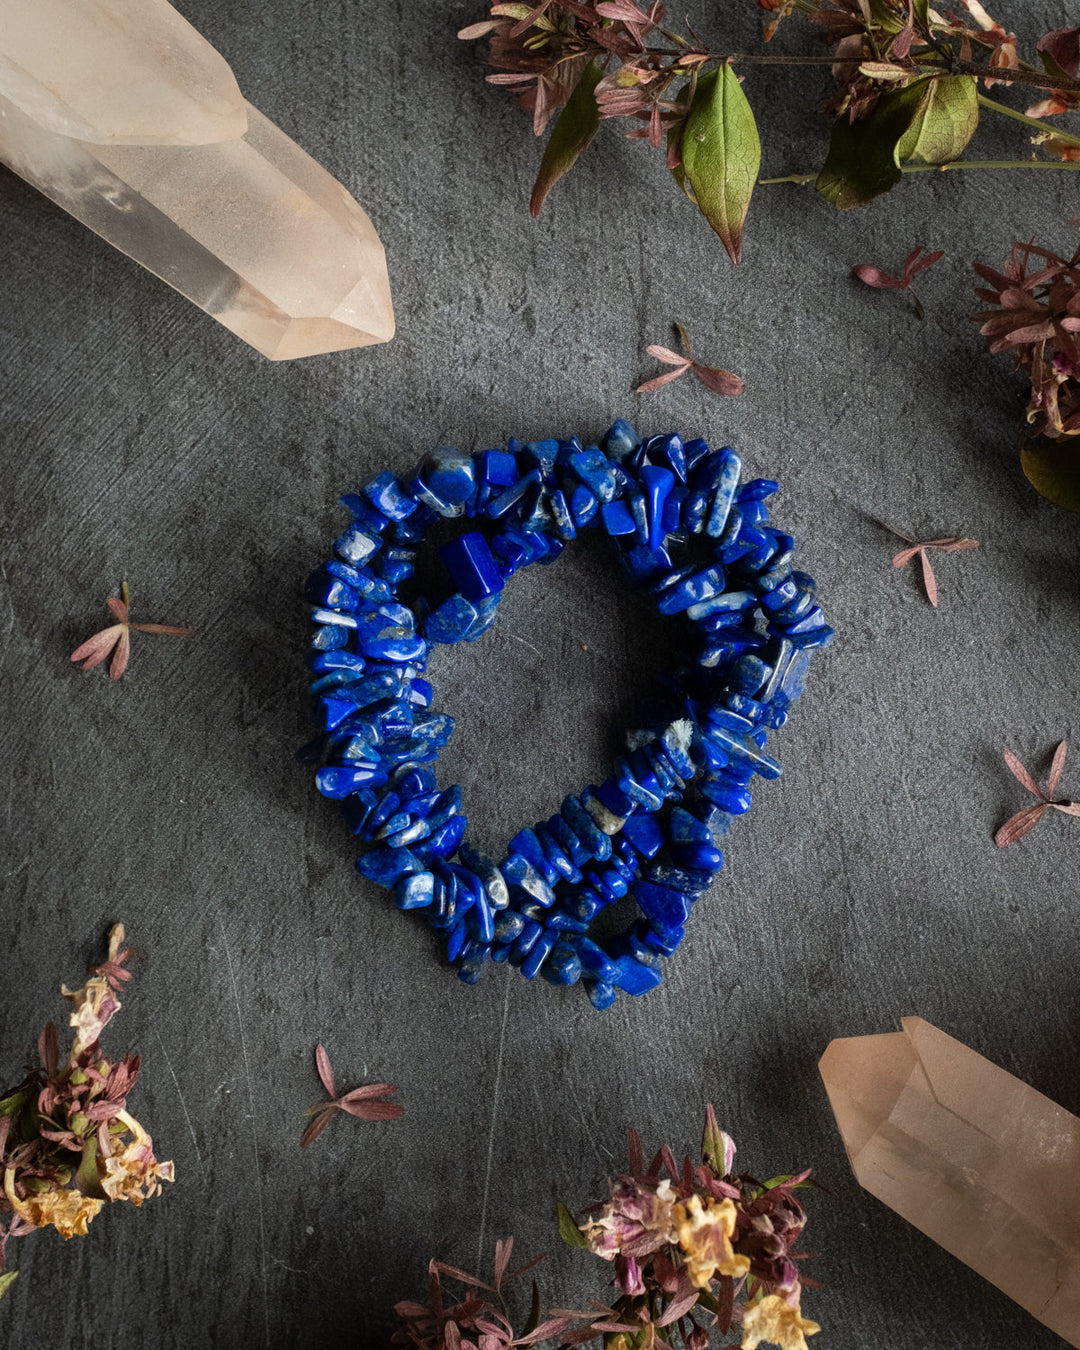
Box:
[15, 1188, 103, 1241]
[741, 1294, 821, 1350]
[673, 1193, 750, 1289]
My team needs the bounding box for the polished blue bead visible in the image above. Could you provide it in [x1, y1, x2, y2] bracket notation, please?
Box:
[316, 764, 386, 797]
[490, 943, 512, 964]
[546, 813, 590, 869]
[503, 853, 556, 907]
[699, 777, 753, 813]
[419, 449, 477, 511]
[458, 845, 510, 909]
[604, 419, 638, 461]
[541, 943, 582, 986]
[610, 955, 662, 995]
[486, 470, 541, 519]
[600, 499, 636, 536]
[309, 622, 350, 652]
[363, 471, 417, 521]
[738, 478, 779, 502]
[480, 449, 518, 486]
[394, 872, 436, 909]
[660, 721, 696, 778]
[682, 490, 709, 533]
[511, 917, 542, 960]
[682, 437, 709, 472]
[358, 628, 427, 664]
[386, 818, 431, 848]
[786, 622, 834, 650]
[366, 790, 403, 835]
[581, 786, 627, 835]
[657, 564, 727, 615]
[628, 492, 649, 543]
[622, 544, 673, 585]
[309, 649, 368, 681]
[422, 814, 467, 858]
[614, 757, 664, 811]
[662, 487, 686, 534]
[642, 925, 684, 956]
[668, 806, 712, 844]
[340, 492, 390, 533]
[647, 864, 710, 895]
[728, 655, 772, 695]
[596, 779, 636, 818]
[644, 433, 686, 484]
[305, 571, 359, 611]
[493, 912, 525, 945]
[356, 846, 423, 886]
[310, 606, 358, 630]
[569, 484, 599, 527]
[685, 589, 756, 622]
[641, 464, 675, 549]
[439, 532, 505, 603]
[446, 919, 471, 963]
[425, 595, 480, 644]
[705, 452, 743, 539]
[587, 980, 617, 1010]
[311, 695, 361, 733]
[576, 938, 618, 981]
[670, 843, 723, 873]
[466, 886, 495, 942]
[521, 927, 556, 979]
[634, 881, 691, 931]
[561, 795, 612, 861]
[761, 575, 799, 611]
[570, 448, 617, 503]
[620, 811, 664, 858]
[548, 489, 577, 541]
[458, 948, 489, 984]
[534, 823, 581, 883]
[340, 790, 378, 834]
[507, 828, 558, 884]
[524, 439, 560, 474]
[544, 910, 589, 934]
[334, 523, 381, 566]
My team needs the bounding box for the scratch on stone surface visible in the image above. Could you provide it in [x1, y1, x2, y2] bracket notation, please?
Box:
[219, 917, 271, 1350]
[154, 1028, 203, 1170]
[508, 632, 541, 658]
[476, 982, 511, 1268]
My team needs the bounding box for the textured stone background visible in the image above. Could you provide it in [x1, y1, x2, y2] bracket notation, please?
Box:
[1, 1, 1079, 1347]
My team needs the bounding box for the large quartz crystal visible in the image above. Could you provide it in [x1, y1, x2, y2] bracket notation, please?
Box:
[0, 0, 393, 359]
[820, 1017, 1080, 1348]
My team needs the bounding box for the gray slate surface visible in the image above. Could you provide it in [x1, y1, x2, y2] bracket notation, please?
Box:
[1, 1, 1079, 1346]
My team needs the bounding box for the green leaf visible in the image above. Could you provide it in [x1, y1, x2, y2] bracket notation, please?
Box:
[897, 75, 978, 163]
[521, 1280, 542, 1337]
[680, 65, 761, 263]
[816, 79, 930, 209]
[75, 1136, 107, 1200]
[912, 0, 930, 24]
[556, 1200, 589, 1250]
[0, 1272, 16, 1302]
[1021, 440, 1080, 513]
[530, 61, 602, 217]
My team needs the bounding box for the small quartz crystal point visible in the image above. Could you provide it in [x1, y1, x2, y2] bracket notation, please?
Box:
[820, 1017, 1080, 1348]
[0, 0, 393, 360]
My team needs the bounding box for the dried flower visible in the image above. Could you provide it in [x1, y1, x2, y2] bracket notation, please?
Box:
[300, 1043, 402, 1147]
[995, 740, 1080, 847]
[741, 1294, 820, 1350]
[0, 925, 173, 1285]
[853, 245, 944, 319]
[877, 521, 979, 608]
[637, 325, 746, 396]
[562, 1108, 818, 1349]
[70, 582, 191, 680]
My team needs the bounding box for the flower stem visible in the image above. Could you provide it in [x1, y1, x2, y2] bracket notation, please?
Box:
[759, 159, 1080, 185]
[977, 93, 1080, 149]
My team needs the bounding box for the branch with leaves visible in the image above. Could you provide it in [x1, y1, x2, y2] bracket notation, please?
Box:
[391, 1108, 819, 1349]
[459, 2, 1080, 261]
[0, 926, 173, 1301]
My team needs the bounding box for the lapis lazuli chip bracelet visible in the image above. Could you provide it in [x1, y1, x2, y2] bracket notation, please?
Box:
[302, 422, 832, 1008]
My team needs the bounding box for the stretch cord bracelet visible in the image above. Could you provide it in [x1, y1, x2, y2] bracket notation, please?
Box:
[302, 421, 832, 1009]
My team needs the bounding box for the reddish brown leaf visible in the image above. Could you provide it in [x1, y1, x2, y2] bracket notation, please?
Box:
[916, 548, 938, 607]
[853, 264, 904, 289]
[1052, 801, 1080, 816]
[1047, 739, 1069, 797]
[70, 626, 123, 670]
[1003, 748, 1047, 799]
[300, 1109, 333, 1148]
[691, 363, 746, 396]
[892, 545, 922, 568]
[995, 802, 1050, 847]
[636, 367, 690, 393]
[338, 1098, 404, 1120]
[128, 623, 193, 637]
[494, 1237, 513, 1293]
[105, 596, 128, 622]
[431, 1262, 495, 1292]
[109, 627, 132, 680]
[314, 1043, 337, 1098]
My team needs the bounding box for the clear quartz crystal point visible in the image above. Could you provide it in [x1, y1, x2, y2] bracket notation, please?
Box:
[0, 0, 393, 360]
[820, 1017, 1080, 1348]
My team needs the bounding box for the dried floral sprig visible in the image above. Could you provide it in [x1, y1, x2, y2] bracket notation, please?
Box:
[853, 245, 944, 319]
[70, 582, 191, 680]
[559, 1107, 819, 1350]
[0, 925, 173, 1296]
[300, 1044, 402, 1148]
[995, 740, 1080, 847]
[877, 521, 979, 607]
[460, 3, 1080, 259]
[637, 325, 746, 396]
[973, 231, 1080, 511]
[390, 1237, 574, 1349]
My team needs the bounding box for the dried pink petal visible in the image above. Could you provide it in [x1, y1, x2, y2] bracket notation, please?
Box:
[995, 802, 1050, 847]
[917, 549, 938, 607]
[1048, 740, 1069, 798]
[109, 627, 131, 681]
[70, 626, 123, 671]
[314, 1043, 337, 1098]
[691, 363, 746, 397]
[1003, 748, 1047, 800]
[853, 264, 905, 289]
